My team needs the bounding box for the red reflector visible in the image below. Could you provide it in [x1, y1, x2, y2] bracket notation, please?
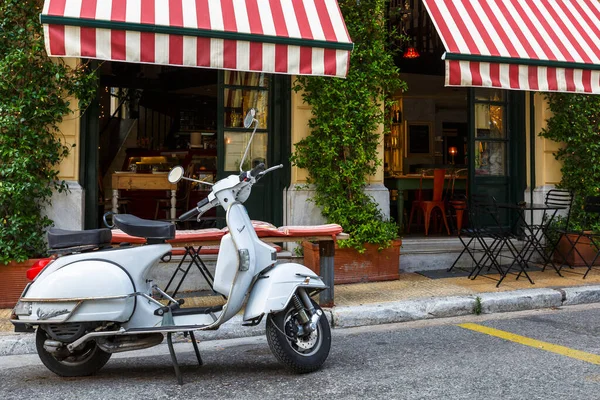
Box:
[27, 258, 52, 281]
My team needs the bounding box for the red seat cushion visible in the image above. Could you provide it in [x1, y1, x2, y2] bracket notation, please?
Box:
[167, 229, 225, 243]
[111, 223, 343, 246]
[111, 229, 146, 244]
[277, 224, 343, 237]
[111, 229, 225, 244]
[169, 243, 282, 256]
[112, 227, 283, 256]
[221, 220, 287, 238]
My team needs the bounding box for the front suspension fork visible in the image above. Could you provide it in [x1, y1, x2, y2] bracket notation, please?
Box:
[291, 289, 322, 334]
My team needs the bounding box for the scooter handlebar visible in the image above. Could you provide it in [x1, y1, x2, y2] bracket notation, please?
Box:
[179, 198, 210, 221]
[238, 162, 266, 182]
[250, 162, 266, 177]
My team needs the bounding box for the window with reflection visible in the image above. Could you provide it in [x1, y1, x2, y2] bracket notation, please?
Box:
[223, 71, 269, 171]
[474, 89, 507, 176]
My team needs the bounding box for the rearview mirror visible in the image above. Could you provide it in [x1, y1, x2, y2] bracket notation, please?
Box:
[240, 108, 260, 173]
[244, 108, 257, 129]
[168, 166, 184, 184]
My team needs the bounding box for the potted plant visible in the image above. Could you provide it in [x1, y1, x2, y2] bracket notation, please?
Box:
[540, 93, 600, 268]
[546, 217, 600, 268]
[0, 1, 97, 307]
[292, 0, 405, 282]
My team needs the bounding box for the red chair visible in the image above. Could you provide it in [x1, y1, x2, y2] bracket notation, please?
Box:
[407, 169, 431, 234]
[408, 168, 450, 236]
[447, 168, 468, 234]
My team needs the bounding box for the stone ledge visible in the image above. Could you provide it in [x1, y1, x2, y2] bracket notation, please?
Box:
[331, 296, 477, 328]
[478, 289, 563, 314]
[561, 285, 600, 306]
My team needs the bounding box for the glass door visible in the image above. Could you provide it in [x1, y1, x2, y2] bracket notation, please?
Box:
[474, 89, 508, 179]
[469, 88, 526, 228]
[219, 71, 279, 224]
[223, 72, 270, 172]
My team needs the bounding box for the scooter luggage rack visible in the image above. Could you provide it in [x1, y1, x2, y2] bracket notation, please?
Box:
[47, 243, 113, 256]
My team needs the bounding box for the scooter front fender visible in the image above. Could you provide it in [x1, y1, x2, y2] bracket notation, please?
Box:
[243, 263, 326, 321]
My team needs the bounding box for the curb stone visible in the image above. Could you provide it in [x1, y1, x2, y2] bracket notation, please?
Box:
[0, 333, 36, 357]
[561, 285, 600, 306]
[330, 296, 477, 328]
[2, 286, 600, 356]
[478, 288, 563, 314]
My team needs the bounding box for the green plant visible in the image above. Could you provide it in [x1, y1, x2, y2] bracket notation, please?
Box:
[539, 93, 600, 231]
[291, 0, 406, 252]
[473, 296, 482, 315]
[0, 1, 97, 264]
[293, 242, 304, 258]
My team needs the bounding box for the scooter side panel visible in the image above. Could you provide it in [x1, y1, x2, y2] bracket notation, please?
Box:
[213, 235, 238, 295]
[243, 263, 326, 321]
[22, 260, 136, 323]
[216, 203, 259, 323]
[33, 245, 171, 288]
[27, 260, 135, 298]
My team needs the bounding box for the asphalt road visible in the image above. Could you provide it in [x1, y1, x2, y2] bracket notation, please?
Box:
[2, 304, 600, 400]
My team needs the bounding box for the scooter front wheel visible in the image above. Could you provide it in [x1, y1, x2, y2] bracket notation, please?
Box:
[35, 327, 112, 377]
[266, 299, 331, 373]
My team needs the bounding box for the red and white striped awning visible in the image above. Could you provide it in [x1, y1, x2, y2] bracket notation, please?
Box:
[423, 0, 600, 94]
[41, 0, 353, 78]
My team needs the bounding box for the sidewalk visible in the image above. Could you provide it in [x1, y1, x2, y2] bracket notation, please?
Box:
[2, 266, 600, 356]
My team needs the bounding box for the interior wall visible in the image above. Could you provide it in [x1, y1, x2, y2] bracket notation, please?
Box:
[395, 73, 468, 173]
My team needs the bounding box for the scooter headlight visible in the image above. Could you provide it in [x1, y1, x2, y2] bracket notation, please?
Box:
[238, 248, 250, 271]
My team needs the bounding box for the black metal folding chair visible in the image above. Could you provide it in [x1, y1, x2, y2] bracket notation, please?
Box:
[448, 194, 509, 283]
[448, 195, 482, 272]
[535, 189, 574, 273]
[469, 194, 537, 286]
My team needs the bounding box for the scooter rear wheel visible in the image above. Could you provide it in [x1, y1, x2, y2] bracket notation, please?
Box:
[35, 327, 112, 377]
[266, 299, 331, 373]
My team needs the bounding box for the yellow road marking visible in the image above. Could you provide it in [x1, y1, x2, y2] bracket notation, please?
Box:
[458, 323, 600, 365]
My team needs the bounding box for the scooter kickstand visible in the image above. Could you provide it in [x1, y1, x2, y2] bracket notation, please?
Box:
[167, 332, 183, 385]
[188, 331, 203, 366]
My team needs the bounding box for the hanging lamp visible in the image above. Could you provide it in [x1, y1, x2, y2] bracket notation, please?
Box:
[403, 46, 420, 59]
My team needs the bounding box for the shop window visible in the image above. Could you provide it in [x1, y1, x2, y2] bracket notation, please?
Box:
[223, 72, 269, 172]
[474, 88, 505, 102]
[474, 90, 507, 176]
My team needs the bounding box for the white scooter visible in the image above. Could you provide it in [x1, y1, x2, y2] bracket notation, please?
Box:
[11, 109, 331, 383]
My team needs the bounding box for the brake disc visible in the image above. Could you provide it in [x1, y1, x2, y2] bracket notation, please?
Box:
[295, 330, 318, 350]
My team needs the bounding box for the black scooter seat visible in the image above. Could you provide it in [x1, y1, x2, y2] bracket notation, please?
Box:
[48, 228, 112, 250]
[114, 214, 175, 240]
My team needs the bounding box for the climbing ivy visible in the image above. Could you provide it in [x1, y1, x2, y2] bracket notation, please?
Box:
[540, 93, 600, 231]
[0, 0, 98, 263]
[291, 0, 406, 251]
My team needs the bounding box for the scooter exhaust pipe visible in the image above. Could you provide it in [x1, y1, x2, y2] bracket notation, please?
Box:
[43, 340, 73, 359]
[44, 340, 65, 354]
[96, 333, 164, 353]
